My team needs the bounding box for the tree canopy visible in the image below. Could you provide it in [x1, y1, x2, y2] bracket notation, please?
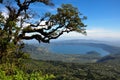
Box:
[0, 0, 87, 44]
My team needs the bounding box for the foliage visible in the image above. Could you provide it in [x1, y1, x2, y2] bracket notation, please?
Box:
[21, 59, 120, 80]
[0, 63, 55, 80]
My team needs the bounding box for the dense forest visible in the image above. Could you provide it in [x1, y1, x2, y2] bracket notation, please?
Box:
[21, 59, 120, 80]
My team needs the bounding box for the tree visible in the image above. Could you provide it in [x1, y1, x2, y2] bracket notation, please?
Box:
[0, 0, 87, 60]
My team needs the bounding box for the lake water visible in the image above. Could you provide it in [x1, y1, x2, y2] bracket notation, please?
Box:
[48, 44, 109, 56]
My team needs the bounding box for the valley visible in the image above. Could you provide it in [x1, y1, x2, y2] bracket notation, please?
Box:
[23, 39, 120, 63]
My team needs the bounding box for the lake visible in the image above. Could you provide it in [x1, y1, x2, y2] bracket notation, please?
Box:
[47, 44, 110, 56]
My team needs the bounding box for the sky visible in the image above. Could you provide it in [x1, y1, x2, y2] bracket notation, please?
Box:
[49, 0, 120, 41]
[1, 0, 120, 41]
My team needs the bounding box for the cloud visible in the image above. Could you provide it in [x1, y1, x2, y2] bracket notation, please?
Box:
[58, 28, 120, 41]
[87, 28, 120, 39]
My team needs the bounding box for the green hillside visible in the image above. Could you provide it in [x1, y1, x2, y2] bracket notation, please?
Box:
[21, 59, 120, 80]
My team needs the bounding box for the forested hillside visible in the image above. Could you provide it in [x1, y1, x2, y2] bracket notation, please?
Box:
[21, 59, 120, 80]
